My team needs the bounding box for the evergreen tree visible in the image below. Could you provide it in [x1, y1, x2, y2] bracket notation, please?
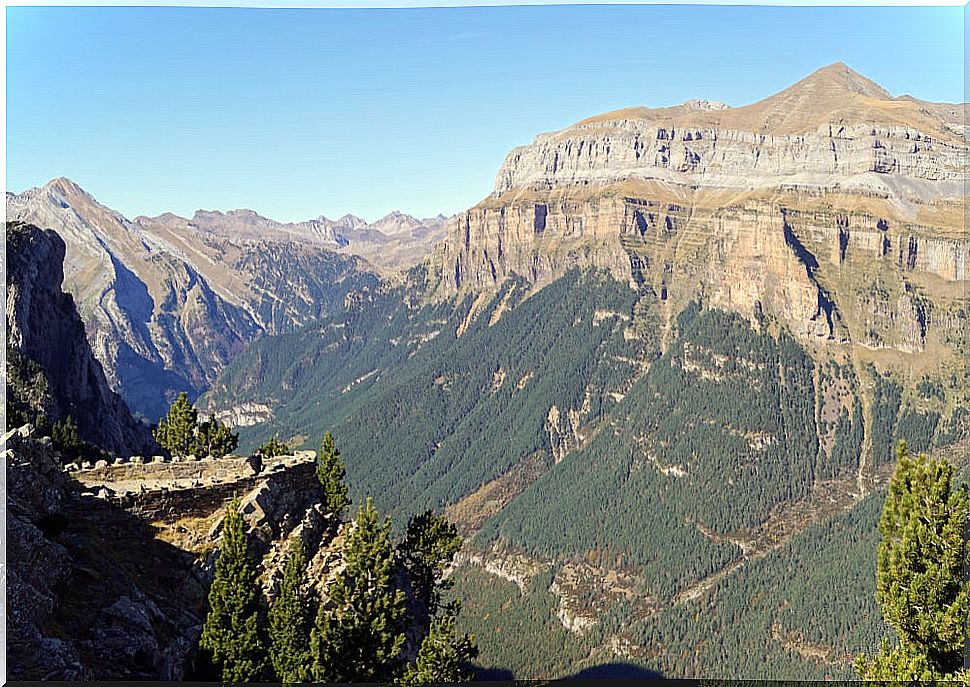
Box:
[310, 497, 407, 682]
[268, 537, 311, 684]
[401, 610, 478, 686]
[856, 441, 970, 680]
[51, 415, 83, 461]
[398, 510, 463, 620]
[317, 431, 350, 518]
[259, 436, 290, 458]
[194, 417, 239, 459]
[155, 392, 198, 457]
[200, 499, 268, 683]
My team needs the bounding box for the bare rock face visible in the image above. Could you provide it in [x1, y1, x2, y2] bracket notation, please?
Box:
[6, 428, 204, 680]
[492, 63, 965, 196]
[5, 222, 155, 455]
[7, 436, 343, 680]
[428, 63, 969, 357]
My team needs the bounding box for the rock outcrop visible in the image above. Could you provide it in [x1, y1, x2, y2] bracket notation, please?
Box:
[428, 63, 968, 357]
[492, 63, 965, 196]
[6, 425, 203, 679]
[6, 421, 340, 680]
[5, 222, 155, 455]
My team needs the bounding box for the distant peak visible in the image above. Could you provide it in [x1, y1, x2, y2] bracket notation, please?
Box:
[321, 213, 367, 227]
[791, 61, 891, 100]
[44, 176, 90, 198]
[376, 210, 417, 222]
[683, 99, 730, 111]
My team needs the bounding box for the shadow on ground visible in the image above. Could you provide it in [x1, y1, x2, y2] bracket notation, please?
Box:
[563, 662, 665, 679]
[474, 661, 665, 681]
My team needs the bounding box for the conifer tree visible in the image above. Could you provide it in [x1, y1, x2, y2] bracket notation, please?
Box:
[856, 441, 970, 680]
[401, 610, 478, 687]
[398, 510, 463, 621]
[155, 392, 198, 457]
[259, 436, 290, 458]
[268, 537, 311, 684]
[51, 415, 83, 460]
[200, 499, 268, 683]
[317, 431, 350, 518]
[310, 497, 407, 682]
[193, 417, 238, 459]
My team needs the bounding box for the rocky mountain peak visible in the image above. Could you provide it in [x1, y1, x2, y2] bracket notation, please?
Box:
[489, 64, 965, 197]
[790, 61, 891, 99]
[682, 99, 730, 111]
[190, 208, 278, 230]
[43, 176, 93, 202]
[371, 210, 423, 235]
[736, 61, 895, 132]
[333, 213, 369, 228]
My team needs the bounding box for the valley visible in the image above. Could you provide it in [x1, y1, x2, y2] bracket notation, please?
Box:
[6, 61, 969, 680]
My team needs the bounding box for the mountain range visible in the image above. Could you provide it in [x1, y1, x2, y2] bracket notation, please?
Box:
[6, 62, 969, 679]
[7, 179, 447, 419]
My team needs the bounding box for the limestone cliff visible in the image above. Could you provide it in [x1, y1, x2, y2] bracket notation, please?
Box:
[5, 222, 155, 455]
[428, 63, 968, 362]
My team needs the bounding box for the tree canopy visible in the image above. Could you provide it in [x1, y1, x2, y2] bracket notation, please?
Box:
[199, 499, 267, 683]
[155, 392, 238, 458]
[856, 442, 969, 680]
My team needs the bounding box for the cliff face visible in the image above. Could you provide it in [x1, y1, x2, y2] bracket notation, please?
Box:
[5, 222, 155, 455]
[493, 63, 965, 195]
[429, 63, 968, 361]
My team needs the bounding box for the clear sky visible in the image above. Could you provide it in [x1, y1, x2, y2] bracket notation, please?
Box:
[6, 4, 964, 222]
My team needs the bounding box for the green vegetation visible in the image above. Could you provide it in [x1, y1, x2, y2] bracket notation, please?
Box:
[155, 392, 238, 458]
[198, 268, 969, 680]
[6, 346, 115, 464]
[916, 376, 946, 402]
[199, 499, 268, 683]
[402, 610, 479, 686]
[154, 392, 198, 457]
[450, 567, 590, 679]
[5, 346, 52, 430]
[828, 403, 865, 477]
[310, 497, 408, 682]
[477, 304, 821, 598]
[936, 406, 970, 447]
[867, 366, 903, 466]
[199, 434, 476, 684]
[194, 416, 239, 460]
[317, 431, 350, 519]
[398, 510, 463, 624]
[817, 361, 865, 479]
[268, 538, 311, 684]
[894, 404, 940, 454]
[856, 443, 969, 681]
[208, 270, 649, 523]
[258, 436, 290, 458]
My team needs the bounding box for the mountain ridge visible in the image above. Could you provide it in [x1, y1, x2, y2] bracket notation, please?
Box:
[6, 179, 388, 420]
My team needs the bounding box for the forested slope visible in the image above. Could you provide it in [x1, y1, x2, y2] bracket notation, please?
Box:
[203, 266, 968, 678]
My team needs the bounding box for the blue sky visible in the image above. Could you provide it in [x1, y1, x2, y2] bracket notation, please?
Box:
[6, 5, 964, 222]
